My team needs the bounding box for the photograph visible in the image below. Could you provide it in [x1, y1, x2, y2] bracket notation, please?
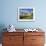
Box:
[18, 7, 35, 21]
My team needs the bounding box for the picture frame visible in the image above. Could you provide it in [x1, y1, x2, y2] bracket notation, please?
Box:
[18, 7, 35, 21]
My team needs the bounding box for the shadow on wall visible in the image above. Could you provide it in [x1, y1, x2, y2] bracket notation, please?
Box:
[0, 24, 7, 43]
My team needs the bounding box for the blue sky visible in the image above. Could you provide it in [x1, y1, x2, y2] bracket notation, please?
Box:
[20, 9, 33, 14]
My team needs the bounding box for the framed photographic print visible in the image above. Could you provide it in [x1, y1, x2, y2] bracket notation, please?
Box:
[18, 7, 35, 21]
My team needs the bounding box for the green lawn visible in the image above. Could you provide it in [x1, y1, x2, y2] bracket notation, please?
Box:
[20, 13, 33, 19]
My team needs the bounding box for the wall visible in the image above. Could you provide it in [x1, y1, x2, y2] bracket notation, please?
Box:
[0, 0, 46, 43]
